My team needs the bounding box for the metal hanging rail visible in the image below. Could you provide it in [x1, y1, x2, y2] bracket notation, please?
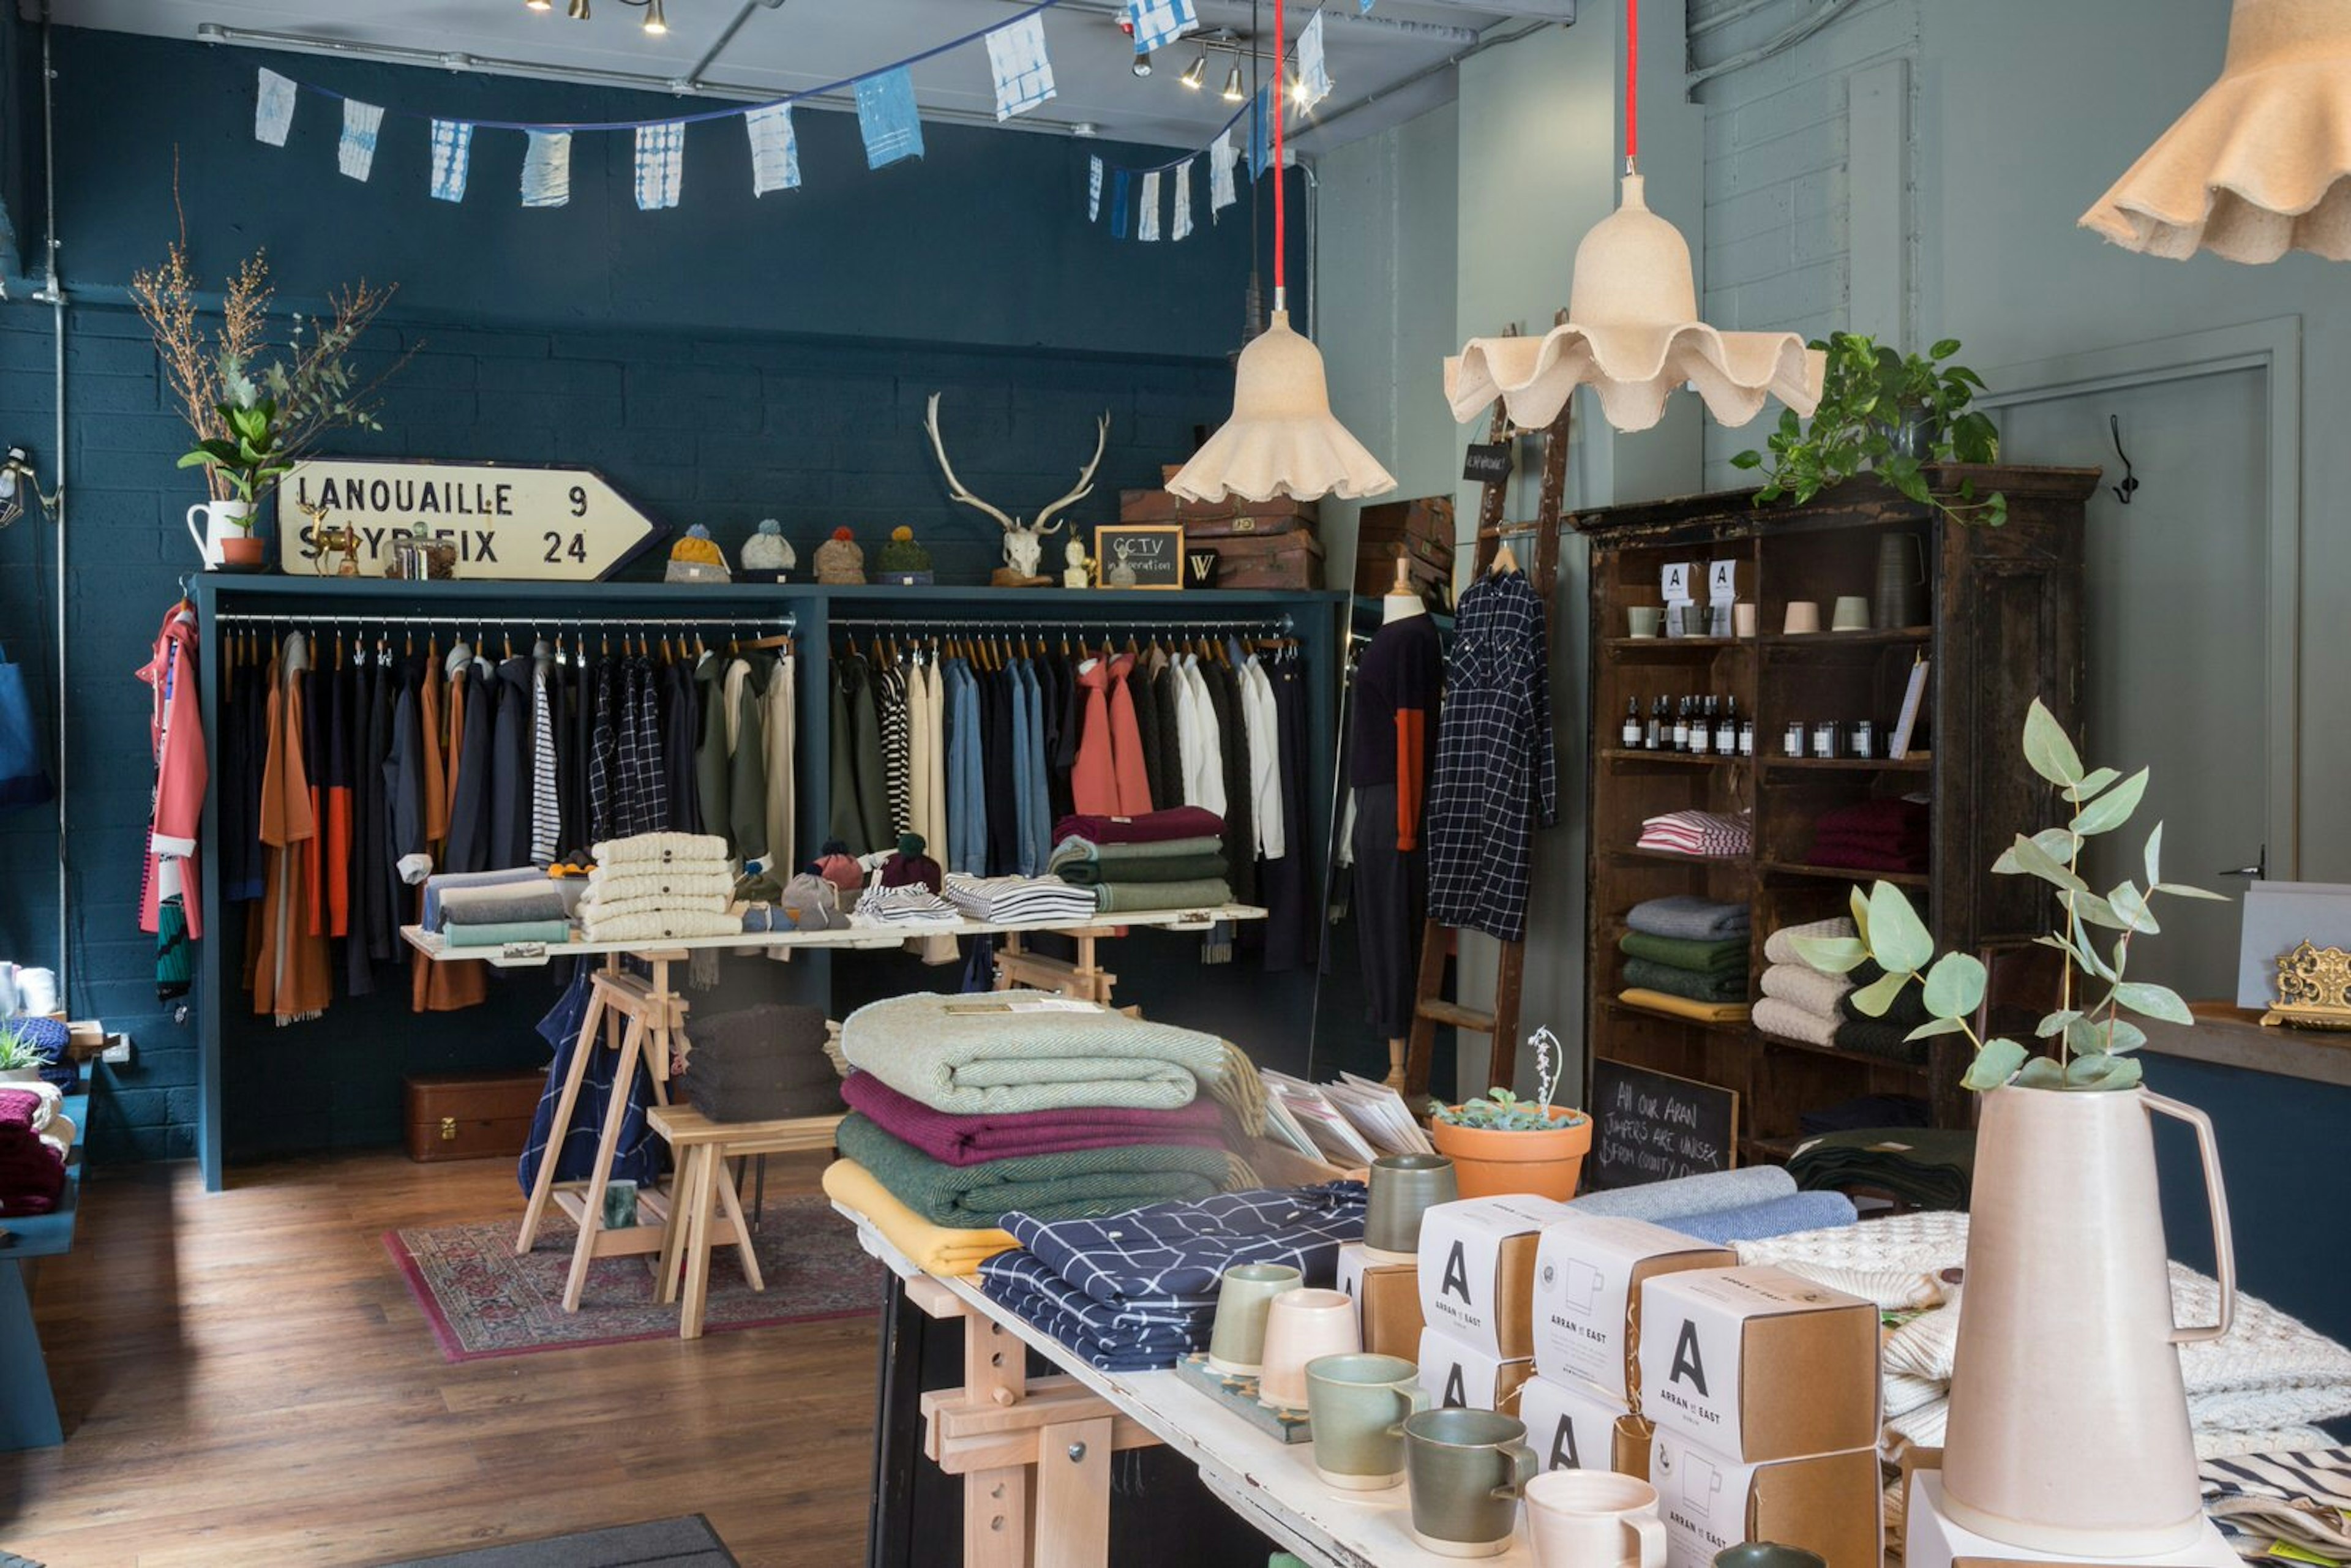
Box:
[211, 612, 795, 630]
[827, 613, 1295, 634]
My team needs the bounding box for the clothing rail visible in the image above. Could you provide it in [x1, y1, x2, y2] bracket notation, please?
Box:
[827, 613, 1295, 634]
[210, 612, 797, 630]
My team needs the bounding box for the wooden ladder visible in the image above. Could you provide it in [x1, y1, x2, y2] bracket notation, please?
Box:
[1403, 346, 1569, 1103]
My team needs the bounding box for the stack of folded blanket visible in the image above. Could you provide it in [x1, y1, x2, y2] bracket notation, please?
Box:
[580, 833, 741, 941]
[1806, 795, 1930, 873]
[1618, 896, 1751, 1022]
[825, 990, 1269, 1246]
[1788, 1125, 1975, 1210]
[977, 1183, 1368, 1370]
[1565, 1164, 1855, 1245]
[1754, 916, 1859, 1049]
[943, 874, 1100, 924]
[425, 866, 574, 947]
[0, 1084, 66, 1217]
[1834, 959, 1935, 1064]
[1637, 808, 1753, 858]
[1050, 806, 1233, 914]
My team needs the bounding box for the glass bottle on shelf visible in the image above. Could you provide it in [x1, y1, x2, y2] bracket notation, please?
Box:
[1622, 699, 1642, 749]
[1716, 696, 1739, 756]
[1738, 715, 1755, 756]
[1672, 698, 1690, 753]
[1646, 697, 1665, 751]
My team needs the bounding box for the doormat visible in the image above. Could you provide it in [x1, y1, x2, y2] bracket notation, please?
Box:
[374, 1514, 736, 1566]
[385, 1195, 879, 1362]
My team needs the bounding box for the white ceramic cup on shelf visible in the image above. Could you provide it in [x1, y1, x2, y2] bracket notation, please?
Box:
[1256, 1288, 1359, 1411]
[1782, 601, 1822, 635]
[1627, 607, 1664, 639]
[1524, 1469, 1668, 1568]
[15, 967, 56, 1015]
[1733, 602, 1758, 639]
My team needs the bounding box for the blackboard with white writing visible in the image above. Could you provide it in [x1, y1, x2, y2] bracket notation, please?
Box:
[1588, 1060, 1738, 1190]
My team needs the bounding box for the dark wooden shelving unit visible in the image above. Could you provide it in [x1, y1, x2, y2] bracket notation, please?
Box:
[1574, 467, 2095, 1146]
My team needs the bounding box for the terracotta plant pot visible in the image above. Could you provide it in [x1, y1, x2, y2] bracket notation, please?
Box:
[1427, 1106, 1591, 1201]
[217, 533, 266, 569]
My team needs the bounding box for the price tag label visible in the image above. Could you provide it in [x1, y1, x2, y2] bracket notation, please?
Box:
[1662, 563, 1695, 605]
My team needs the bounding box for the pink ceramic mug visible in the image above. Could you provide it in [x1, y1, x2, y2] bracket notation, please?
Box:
[1525, 1469, 1667, 1568]
[1256, 1289, 1360, 1411]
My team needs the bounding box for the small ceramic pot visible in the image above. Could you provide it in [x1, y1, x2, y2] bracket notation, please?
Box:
[1207, 1262, 1302, 1376]
[1428, 1108, 1591, 1201]
[1256, 1289, 1359, 1411]
[1365, 1153, 1458, 1262]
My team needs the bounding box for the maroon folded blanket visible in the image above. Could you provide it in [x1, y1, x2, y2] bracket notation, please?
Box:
[1805, 841, 1930, 873]
[1810, 831, 1930, 856]
[1816, 799, 1929, 833]
[840, 1070, 1229, 1167]
[1052, 806, 1225, 847]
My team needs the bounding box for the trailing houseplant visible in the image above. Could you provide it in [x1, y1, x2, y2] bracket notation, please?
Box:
[1732, 332, 2007, 528]
[1792, 698, 2238, 1555]
[1427, 1027, 1592, 1200]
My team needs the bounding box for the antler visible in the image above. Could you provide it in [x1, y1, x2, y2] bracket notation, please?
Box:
[1031, 411, 1111, 538]
[924, 392, 1020, 533]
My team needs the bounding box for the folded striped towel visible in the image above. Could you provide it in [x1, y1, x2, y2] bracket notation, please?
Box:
[1637, 809, 1753, 858]
[591, 831, 731, 868]
[944, 874, 1100, 923]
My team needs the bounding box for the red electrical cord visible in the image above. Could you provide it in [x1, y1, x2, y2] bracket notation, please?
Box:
[1625, 0, 1638, 167]
[1272, 0, 1288, 301]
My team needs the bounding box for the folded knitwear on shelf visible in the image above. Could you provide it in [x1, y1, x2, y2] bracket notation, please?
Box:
[840, 1070, 1228, 1167]
[1092, 878, 1235, 914]
[585, 868, 737, 904]
[855, 885, 958, 924]
[1053, 852, 1230, 887]
[941, 874, 1101, 924]
[1788, 1126, 1975, 1210]
[834, 1112, 1244, 1225]
[1051, 807, 1224, 847]
[1806, 839, 1930, 874]
[1832, 1016, 1932, 1066]
[839, 989, 1265, 1130]
[1621, 956, 1748, 1004]
[980, 1248, 1215, 1369]
[1753, 994, 1840, 1048]
[1618, 930, 1749, 976]
[1764, 915, 1859, 967]
[434, 882, 570, 929]
[592, 831, 732, 868]
[424, 868, 553, 930]
[1668, 1190, 1859, 1245]
[576, 909, 744, 942]
[1799, 1094, 1930, 1137]
[686, 1003, 837, 1085]
[1625, 895, 1751, 941]
[1838, 961, 1933, 1028]
[1617, 988, 1750, 1024]
[575, 891, 732, 923]
[1807, 797, 1930, 871]
[0, 1087, 66, 1217]
[1637, 808, 1753, 858]
[1049, 833, 1223, 864]
[822, 1158, 1017, 1277]
[1569, 1165, 1796, 1221]
[443, 919, 574, 948]
[1760, 961, 1855, 1017]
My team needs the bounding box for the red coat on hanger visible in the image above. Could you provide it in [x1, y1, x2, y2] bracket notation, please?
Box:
[138, 603, 208, 941]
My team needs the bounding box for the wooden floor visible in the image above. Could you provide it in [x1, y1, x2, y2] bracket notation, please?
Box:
[0, 1149, 879, 1567]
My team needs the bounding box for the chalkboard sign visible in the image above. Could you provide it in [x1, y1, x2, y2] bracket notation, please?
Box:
[1588, 1060, 1739, 1190]
[1462, 443, 1513, 484]
[1094, 523, 1185, 590]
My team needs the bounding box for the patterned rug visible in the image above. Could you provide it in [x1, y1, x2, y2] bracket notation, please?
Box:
[386, 1195, 879, 1362]
[373, 1515, 735, 1566]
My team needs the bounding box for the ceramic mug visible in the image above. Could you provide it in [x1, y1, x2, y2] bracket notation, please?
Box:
[1525, 1469, 1668, 1568]
[1831, 595, 1872, 632]
[1404, 1407, 1539, 1558]
[1365, 1153, 1457, 1262]
[1732, 602, 1758, 639]
[1257, 1288, 1360, 1410]
[1307, 1352, 1429, 1490]
[1208, 1262, 1302, 1376]
[1782, 601, 1821, 636]
[1714, 1545, 1827, 1568]
[1627, 607, 1664, 639]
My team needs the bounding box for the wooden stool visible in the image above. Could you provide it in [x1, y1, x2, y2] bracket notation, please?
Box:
[647, 1104, 846, 1340]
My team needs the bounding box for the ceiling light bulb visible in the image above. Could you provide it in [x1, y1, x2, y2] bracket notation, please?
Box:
[1133, 50, 1152, 78]
[525, 0, 551, 12]
[1221, 61, 1245, 101]
[1180, 53, 1207, 89]
[642, 0, 666, 33]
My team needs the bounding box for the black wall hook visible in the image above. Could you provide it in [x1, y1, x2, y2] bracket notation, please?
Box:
[2109, 414, 2141, 506]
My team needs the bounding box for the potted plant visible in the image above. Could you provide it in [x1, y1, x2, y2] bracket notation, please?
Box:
[1731, 332, 2007, 528]
[133, 233, 408, 572]
[1426, 1028, 1591, 1199]
[876, 525, 934, 587]
[1791, 699, 2231, 1556]
[0, 1020, 45, 1084]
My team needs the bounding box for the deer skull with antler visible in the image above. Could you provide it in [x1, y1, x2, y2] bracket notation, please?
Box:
[924, 392, 1109, 582]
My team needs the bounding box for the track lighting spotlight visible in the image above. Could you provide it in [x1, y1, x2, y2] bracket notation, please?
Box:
[1221, 60, 1245, 100]
[642, 0, 666, 31]
[525, 0, 552, 12]
[1133, 49, 1152, 78]
[568, 0, 588, 18]
[1180, 53, 1207, 89]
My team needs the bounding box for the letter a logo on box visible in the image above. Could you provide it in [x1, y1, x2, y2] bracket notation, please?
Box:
[1441, 1240, 1473, 1304]
[1669, 1319, 1709, 1397]
[1548, 1416, 1580, 1471]
[1442, 1364, 1466, 1409]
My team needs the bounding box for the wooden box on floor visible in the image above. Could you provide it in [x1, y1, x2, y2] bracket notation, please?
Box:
[402, 1069, 546, 1162]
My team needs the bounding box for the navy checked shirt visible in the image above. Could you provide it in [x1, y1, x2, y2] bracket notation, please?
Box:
[1426, 569, 1560, 943]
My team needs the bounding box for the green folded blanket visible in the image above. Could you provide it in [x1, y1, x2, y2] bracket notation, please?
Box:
[1621, 956, 1747, 1003]
[1054, 853, 1228, 887]
[838, 989, 1266, 1133]
[836, 1112, 1248, 1224]
[1092, 878, 1235, 914]
[1788, 1125, 1976, 1212]
[1050, 835, 1223, 863]
[1619, 931, 1749, 976]
[443, 919, 573, 948]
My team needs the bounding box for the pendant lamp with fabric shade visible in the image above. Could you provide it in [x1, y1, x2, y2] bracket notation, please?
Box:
[2080, 0, 2351, 263]
[1167, 0, 1396, 504]
[1442, 0, 1824, 434]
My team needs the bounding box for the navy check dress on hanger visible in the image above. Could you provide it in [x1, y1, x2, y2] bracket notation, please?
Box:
[1425, 569, 1560, 943]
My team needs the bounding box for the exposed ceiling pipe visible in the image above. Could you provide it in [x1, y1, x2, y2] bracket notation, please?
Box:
[683, 0, 765, 82]
[1685, 0, 1859, 89]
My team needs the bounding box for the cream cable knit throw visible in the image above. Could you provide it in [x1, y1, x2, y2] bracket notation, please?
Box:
[1764, 915, 1858, 967]
[591, 831, 730, 868]
[584, 869, 734, 903]
[576, 893, 732, 923]
[1754, 995, 1839, 1048]
[1738, 1213, 2351, 1455]
[1760, 961, 1854, 1017]
[577, 909, 744, 942]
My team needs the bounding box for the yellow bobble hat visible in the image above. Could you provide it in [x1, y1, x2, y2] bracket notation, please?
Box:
[670, 524, 726, 565]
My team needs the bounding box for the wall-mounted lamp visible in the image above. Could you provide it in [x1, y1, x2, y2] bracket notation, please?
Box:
[0, 447, 58, 530]
[1132, 50, 1152, 78]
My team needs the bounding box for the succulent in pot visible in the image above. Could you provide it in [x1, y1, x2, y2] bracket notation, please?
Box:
[1426, 1028, 1591, 1200]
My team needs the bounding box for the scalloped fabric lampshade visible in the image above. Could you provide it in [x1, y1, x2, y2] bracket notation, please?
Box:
[1445, 175, 1824, 435]
[1167, 310, 1398, 503]
[2080, 0, 2351, 262]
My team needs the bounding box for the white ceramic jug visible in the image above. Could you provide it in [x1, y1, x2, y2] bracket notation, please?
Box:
[186, 500, 254, 569]
[1941, 1085, 2235, 1556]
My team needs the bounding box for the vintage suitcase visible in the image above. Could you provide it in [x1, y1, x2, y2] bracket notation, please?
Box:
[1120, 488, 1236, 525]
[403, 1069, 547, 1163]
[1193, 530, 1324, 590]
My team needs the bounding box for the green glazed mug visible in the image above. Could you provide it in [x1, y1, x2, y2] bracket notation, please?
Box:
[1207, 1262, 1302, 1376]
[1306, 1352, 1430, 1491]
[1365, 1153, 1458, 1261]
[1404, 1407, 1539, 1558]
[1714, 1545, 1826, 1568]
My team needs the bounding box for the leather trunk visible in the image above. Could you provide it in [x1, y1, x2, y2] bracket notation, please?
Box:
[403, 1069, 547, 1163]
[1193, 531, 1324, 590]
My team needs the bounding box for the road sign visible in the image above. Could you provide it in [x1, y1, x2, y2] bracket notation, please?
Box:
[277, 458, 669, 581]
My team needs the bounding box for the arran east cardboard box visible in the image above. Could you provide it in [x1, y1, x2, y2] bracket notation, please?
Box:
[1531, 1214, 1735, 1401]
[1637, 1265, 1879, 1462]
[1417, 1194, 1571, 1360]
[1417, 1326, 1534, 1419]
[1652, 1430, 1883, 1568]
[1518, 1375, 1651, 1477]
[1335, 1242, 1425, 1361]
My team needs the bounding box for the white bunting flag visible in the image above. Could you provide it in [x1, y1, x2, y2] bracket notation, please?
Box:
[745, 103, 801, 195]
[1210, 130, 1238, 215]
[1139, 170, 1162, 241]
[1089, 155, 1104, 221]
[1125, 0, 1199, 54]
[635, 121, 685, 209]
[336, 99, 383, 181]
[1173, 157, 1195, 240]
[986, 13, 1057, 121]
[254, 69, 296, 147]
[521, 130, 572, 208]
[429, 119, 473, 202]
[1298, 10, 1332, 110]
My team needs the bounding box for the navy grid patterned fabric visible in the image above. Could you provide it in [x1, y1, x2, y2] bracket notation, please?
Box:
[1425, 569, 1560, 943]
[1000, 1181, 1365, 1311]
